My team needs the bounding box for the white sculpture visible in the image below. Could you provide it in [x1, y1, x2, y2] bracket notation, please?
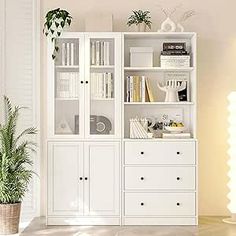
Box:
[158, 80, 186, 102]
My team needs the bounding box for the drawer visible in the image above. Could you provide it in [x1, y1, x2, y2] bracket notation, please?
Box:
[125, 141, 195, 165]
[125, 166, 195, 190]
[125, 192, 196, 216]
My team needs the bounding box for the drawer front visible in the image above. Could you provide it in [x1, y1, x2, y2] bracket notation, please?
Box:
[125, 193, 196, 216]
[125, 142, 195, 165]
[125, 167, 195, 190]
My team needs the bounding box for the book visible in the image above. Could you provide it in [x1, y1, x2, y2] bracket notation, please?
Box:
[161, 50, 189, 55]
[95, 41, 100, 65]
[162, 132, 191, 139]
[129, 76, 134, 102]
[141, 76, 146, 102]
[62, 43, 66, 66]
[66, 43, 70, 66]
[163, 42, 186, 51]
[101, 42, 104, 65]
[71, 43, 74, 66]
[91, 42, 96, 65]
[104, 41, 110, 65]
[145, 78, 154, 102]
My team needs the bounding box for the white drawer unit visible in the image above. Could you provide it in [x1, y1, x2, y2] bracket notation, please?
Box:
[125, 141, 196, 165]
[125, 166, 196, 190]
[125, 193, 196, 216]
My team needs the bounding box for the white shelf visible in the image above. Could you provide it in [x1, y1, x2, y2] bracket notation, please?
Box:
[124, 102, 194, 105]
[124, 67, 194, 72]
[123, 138, 197, 142]
[123, 32, 196, 39]
[90, 65, 114, 69]
[55, 97, 79, 101]
[56, 65, 79, 69]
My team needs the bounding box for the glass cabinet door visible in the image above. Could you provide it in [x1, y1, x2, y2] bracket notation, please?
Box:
[85, 33, 121, 138]
[50, 34, 84, 138]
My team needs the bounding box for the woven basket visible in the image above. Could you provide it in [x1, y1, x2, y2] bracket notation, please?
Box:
[0, 203, 21, 235]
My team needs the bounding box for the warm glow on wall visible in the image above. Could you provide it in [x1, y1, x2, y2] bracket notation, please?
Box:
[224, 92, 236, 223]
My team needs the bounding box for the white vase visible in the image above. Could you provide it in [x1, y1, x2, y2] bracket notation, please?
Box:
[135, 22, 147, 32]
[177, 23, 184, 32]
[158, 17, 176, 32]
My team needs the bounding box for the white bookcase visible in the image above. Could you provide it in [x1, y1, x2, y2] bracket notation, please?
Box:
[47, 32, 197, 226]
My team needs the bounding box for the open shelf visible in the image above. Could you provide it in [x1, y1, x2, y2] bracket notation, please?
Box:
[124, 102, 194, 105]
[56, 65, 79, 69]
[90, 65, 114, 69]
[124, 67, 194, 72]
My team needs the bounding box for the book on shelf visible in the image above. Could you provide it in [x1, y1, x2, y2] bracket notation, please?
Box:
[91, 40, 110, 66]
[56, 72, 79, 98]
[126, 75, 154, 102]
[90, 72, 113, 99]
[61, 42, 76, 66]
[162, 132, 191, 139]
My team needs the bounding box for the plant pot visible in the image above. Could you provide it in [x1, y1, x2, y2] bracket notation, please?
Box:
[0, 203, 21, 235]
[135, 22, 147, 32]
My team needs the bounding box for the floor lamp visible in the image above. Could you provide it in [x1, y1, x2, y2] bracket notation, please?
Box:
[223, 92, 236, 224]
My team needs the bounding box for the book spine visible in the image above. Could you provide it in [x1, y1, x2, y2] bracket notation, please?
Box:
[95, 41, 100, 65]
[66, 43, 70, 66]
[103, 73, 107, 98]
[126, 76, 130, 102]
[104, 42, 110, 65]
[62, 43, 66, 66]
[130, 76, 133, 102]
[71, 43, 74, 66]
[91, 42, 96, 65]
[107, 73, 112, 98]
[141, 76, 146, 102]
[101, 42, 104, 66]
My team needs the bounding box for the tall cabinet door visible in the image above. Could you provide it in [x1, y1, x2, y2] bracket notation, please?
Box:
[48, 33, 85, 139]
[84, 33, 121, 139]
[84, 142, 120, 216]
[48, 142, 84, 216]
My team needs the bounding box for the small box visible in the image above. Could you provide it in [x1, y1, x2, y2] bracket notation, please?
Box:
[130, 47, 153, 67]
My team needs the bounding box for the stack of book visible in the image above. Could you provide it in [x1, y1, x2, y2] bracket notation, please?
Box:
[91, 41, 110, 66]
[90, 72, 113, 99]
[160, 42, 190, 68]
[162, 132, 191, 139]
[61, 42, 76, 66]
[126, 76, 154, 102]
[56, 72, 79, 98]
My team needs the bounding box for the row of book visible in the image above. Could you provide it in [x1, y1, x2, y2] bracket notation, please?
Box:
[56, 72, 79, 98]
[91, 41, 110, 66]
[90, 73, 114, 99]
[61, 43, 77, 66]
[126, 76, 154, 102]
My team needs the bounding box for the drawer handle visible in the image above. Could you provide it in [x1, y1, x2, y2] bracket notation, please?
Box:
[140, 151, 144, 155]
[177, 202, 180, 206]
[176, 177, 180, 180]
[79, 177, 83, 181]
[140, 177, 144, 180]
[140, 202, 144, 206]
[85, 177, 88, 180]
[177, 151, 180, 155]
[80, 81, 84, 84]
[86, 81, 89, 84]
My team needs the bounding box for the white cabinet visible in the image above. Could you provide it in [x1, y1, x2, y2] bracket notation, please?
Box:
[47, 142, 120, 224]
[48, 143, 84, 216]
[84, 143, 120, 216]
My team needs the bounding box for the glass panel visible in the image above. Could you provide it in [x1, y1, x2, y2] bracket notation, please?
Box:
[54, 38, 80, 135]
[89, 38, 115, 135]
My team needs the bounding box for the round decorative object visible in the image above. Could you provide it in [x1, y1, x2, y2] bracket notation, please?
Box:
[96, 122, 106, 133]
[158, 17, 176, 32]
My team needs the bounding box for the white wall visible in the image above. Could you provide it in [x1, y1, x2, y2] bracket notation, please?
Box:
[41, 0, 236, 216]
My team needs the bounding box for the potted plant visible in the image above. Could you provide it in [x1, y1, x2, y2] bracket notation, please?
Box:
[43, 8, 72, 59]
[127, 10, 152, 32]
[0, 96, 37, 235]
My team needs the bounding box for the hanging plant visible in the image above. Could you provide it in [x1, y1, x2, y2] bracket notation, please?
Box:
[43, 8, 72, 59]
[127, 10, 152, 31]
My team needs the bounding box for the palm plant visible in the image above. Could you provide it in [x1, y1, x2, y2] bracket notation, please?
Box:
[127, 10, 152, 29]
[0, 96, 37, 204]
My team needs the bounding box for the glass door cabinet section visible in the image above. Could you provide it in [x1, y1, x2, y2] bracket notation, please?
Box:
[85, 33, 121, 139]
[48, 33, 121, 139]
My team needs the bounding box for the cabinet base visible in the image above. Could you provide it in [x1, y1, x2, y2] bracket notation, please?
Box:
[47, 217, 120, 226]
[122, 217, 198, 225]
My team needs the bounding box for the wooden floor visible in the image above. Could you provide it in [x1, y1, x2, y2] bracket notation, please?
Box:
[20, 217, 235, 236]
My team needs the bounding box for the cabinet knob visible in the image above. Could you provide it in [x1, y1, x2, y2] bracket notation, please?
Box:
[140, 202, 144, 206]
[79, 177, 83, 180]
[177, 202, 180, 206]
[176, 177, 180, 180]
[140, 177, 144, 180]
[85, 177, 88, 180]
[140, 151, 144, 155]
[80, 81, 84, 84]
[85, 81, 88, 84]
[177, 151, 180, 155]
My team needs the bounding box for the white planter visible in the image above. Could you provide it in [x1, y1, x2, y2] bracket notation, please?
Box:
[135, 23, 147, 32]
